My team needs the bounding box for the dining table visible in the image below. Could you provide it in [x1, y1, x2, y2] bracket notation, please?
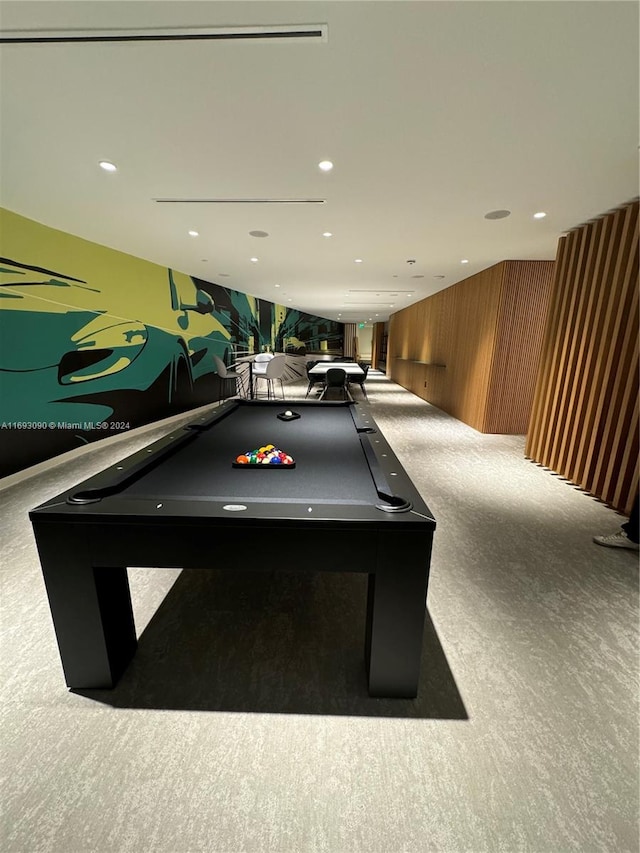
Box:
[308, 362, 366, 379]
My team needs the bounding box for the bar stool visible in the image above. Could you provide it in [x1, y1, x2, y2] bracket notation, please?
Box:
[254, 354, 287, 399]
[212, 354, 246, 401]
[251, 352, 274, 397]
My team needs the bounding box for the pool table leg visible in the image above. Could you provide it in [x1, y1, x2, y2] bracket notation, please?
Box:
[365, 533, 432, 698]
[33, 524, 137, 689]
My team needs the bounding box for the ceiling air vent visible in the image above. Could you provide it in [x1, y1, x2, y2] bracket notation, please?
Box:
[154, 198, 326, 204]
[0, 24, 328, 45]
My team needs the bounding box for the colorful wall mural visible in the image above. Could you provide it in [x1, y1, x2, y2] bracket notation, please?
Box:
[0, 208, 343, 476]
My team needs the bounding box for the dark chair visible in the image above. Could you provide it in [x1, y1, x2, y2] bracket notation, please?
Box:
[305, 360, 324, 398]
[332, 356, 355, 362]
[320, 368, 352, 401]
[350, 362, 369, 400]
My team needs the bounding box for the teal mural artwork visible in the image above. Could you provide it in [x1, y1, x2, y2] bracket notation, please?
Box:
[0, 251, 343, 477]
[0, 260, 231, 425]
[276, 308, 343, 354]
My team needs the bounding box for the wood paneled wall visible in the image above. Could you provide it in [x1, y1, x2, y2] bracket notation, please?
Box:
[526, 199, 639, 514]
[388, 261, 554, 433]
[486, 262, 558, 433]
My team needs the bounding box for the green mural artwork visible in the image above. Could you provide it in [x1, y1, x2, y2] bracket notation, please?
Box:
[0, 208, 343, 476]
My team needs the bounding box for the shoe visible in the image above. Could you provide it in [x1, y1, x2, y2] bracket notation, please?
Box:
[593, 530, 640, 551]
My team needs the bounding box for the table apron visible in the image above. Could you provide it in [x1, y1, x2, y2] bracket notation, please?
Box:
[32, 520, 432, 696]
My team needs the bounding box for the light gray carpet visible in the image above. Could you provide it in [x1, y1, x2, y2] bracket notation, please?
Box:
[1, 372, 638, 853]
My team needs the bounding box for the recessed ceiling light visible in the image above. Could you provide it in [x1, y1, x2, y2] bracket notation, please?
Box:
[274, 284, 280, 288]
[201, 259, 208, 262]
[249, 230, 269, 237]
[322, 232, 333, 237]
[354, 258, 363, 264]
[318, 160, 333, 172]
[250, 257, 259, 263]
[411, 275, 424, 279]
[433, 275, 445, 279]
[188, 230, 199, 237]
[533, 211, 547, 219]
[219, 273, 230, 277]
[461, 259, 469, 264]
[484, 209, 511, 220]
[98, 160, 117, 172]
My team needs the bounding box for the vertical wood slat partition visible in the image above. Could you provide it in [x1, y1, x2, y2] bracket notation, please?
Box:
[342, 323, 357, 359]
[388, 261, 554, 433]
[525, 199, 639, 515]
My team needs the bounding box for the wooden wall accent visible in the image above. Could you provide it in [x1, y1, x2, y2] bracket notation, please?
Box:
[526, 199, 639, 514]
[388, 261, 554, 433]
[486, 262, 558, 433]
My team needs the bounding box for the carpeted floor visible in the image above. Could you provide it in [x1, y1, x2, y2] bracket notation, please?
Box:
[1, 371, 638, 853]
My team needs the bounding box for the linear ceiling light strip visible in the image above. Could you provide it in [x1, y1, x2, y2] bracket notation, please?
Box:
[0, 25, 327, 45]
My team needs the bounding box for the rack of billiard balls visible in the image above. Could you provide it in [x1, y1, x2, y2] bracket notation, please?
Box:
[234, 444, 295, 468]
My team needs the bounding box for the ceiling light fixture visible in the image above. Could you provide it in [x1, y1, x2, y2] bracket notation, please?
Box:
[188, 230, 199, 237]
[533, 211, 547, 219]
[322, 232, 333, 237]
[318, 160, 333, 172]
[461, 259, 469, 264]
[98, 160, 117, 172]
[354, 258, 363, 264]
[249, 230, 269, 237]
[250, 257, 259, 263]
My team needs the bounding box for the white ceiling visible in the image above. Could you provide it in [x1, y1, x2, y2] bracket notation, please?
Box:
[0, 1, 638, 324]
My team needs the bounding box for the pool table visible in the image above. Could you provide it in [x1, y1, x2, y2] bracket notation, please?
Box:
[30, 398, 436, 698]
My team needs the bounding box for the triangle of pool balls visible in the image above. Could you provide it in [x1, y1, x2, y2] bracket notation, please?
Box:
[233, 444, 295, 468]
